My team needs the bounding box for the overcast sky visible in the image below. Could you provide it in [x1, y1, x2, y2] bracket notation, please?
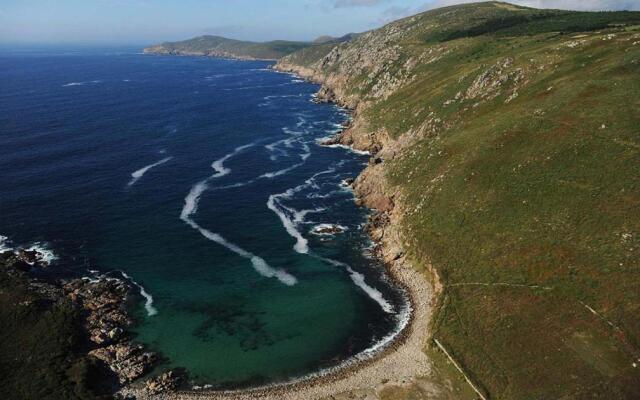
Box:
[1, 0, 638, 45]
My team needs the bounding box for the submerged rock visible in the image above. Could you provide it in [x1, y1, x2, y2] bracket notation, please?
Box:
[311, 224, 347, 236]
[342, 177, 356, 186]
[16, 249, 39, 265]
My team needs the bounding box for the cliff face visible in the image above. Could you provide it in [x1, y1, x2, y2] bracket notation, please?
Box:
[277, 2, 640, 398]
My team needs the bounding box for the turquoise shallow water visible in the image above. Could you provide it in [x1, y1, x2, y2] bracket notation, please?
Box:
[0, 46, 405, 387]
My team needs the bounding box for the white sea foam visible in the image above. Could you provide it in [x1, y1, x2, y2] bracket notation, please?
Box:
[180, 180, 208, 220]
[263, 94, 300, 100]
[321, 143, 371, 156]
[315, 136, 334, 145]
[267, 195, 309, 254]
[300, 142, 311, 160]
[62, 82, 85, 87]
[180, 142, 297, 286]
[0, 236, 57, 265]
[296, 115, 308, 128]
[264, 165, 347, 255]
[211, 143, 254, 177]
[307, 189, 347, 199]
[183, 214, 297, 286]
[265, 138, 294, 160]
[128, 157, 173, 186]
[260, 162, 305, 179]
[264, 141, 286, 154]
[282, 127, 303, 136]
[0, 235, 13, 252]
[293, 207, 326, 224]
[319, 256, 394, 314]
[24, 243, 58, 266]
[120, 271, 158, 316]
[181, 142, 256, 220]
[262, 138, 311, 178]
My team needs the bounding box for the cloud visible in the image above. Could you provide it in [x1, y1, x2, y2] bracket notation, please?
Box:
[376, 6, 415, 24]
[372, 0, 639, 28]
[421, 0, 640, 12]
[511, 0, 640, 11]
[334, 0, 391, 8]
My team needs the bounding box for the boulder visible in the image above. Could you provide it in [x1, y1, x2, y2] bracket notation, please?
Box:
[90, 343, 156, 383]
[144, 370, 185, 394]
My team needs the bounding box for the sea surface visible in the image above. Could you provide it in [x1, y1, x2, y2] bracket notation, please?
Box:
[0, 46, 406, 387]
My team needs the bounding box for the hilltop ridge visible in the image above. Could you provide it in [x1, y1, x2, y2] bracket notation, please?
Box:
[143, 35, 312, 60]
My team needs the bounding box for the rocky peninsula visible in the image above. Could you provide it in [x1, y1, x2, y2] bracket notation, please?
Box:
[143, 36, 311, 61]
[0, 246, 184, 399]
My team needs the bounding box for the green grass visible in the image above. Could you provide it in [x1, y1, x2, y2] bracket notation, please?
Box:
[281, 2, 640, 398]
[387, 31, 640, 398]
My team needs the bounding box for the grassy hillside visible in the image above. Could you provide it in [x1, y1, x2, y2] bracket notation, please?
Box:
[143, 35, 312, 60]
[279, 2, 640, 398]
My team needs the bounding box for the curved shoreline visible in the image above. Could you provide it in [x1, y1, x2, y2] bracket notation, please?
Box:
[121, 65, 435, 399]
[123, 256, 433, 400]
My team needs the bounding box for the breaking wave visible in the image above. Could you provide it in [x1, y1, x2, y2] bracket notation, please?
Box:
[0, 235, 12, 253]
[120, 271, 158, 316]
[0, 236, 58, 266]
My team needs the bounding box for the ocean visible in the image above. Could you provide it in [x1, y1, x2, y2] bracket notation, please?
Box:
[0, 46, 406, 387]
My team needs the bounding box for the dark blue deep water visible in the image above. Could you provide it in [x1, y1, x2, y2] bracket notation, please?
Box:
[0, 46, 406, 387]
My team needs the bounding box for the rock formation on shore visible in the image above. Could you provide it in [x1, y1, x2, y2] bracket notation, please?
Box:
[0, 246, 164, 398]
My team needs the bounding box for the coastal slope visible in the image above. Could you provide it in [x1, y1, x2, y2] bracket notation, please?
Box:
[277, 1, 640, 398]
[143, 35, 312, 60]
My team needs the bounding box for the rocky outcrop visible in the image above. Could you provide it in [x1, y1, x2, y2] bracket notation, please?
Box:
[64, 278, 131, 345]
[144, 370, 186, 394]
[1, 246, 157, 390]
[90, 343, 156, 383]
[60, 275, 157, 384]
[68, 276, 157, 383]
